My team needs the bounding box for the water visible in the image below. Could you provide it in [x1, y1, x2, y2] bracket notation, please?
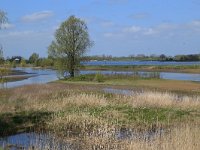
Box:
[0, 128, 164, 149]
[82, 70, 200, 82]
[0, 68, 58, 88]
[0, 67, 200, 88]
[82, 60, 200, 66]
[103, 88, 134, 95]
[0, 132, 77, 150]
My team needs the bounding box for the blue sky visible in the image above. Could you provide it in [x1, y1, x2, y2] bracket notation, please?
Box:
[0, 0, 200, 58]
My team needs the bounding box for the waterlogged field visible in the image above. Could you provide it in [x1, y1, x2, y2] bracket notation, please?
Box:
[0, 83, 200, 149]
[83, 64, 200, 74]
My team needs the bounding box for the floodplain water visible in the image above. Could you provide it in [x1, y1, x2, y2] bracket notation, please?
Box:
[0, 67, 199, 88]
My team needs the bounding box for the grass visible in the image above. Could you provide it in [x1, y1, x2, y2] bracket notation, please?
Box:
[82, 64, 200, 74]
[106, 79, 200, 93]
[58, 73, 200, 95]
[0, 75, 34, 83]
[127, 124, 200, 150]
[0, 83, 199, 149]
[64, 72, 161, 82]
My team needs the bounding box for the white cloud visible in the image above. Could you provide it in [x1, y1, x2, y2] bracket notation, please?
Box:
[2, 31, 34, 37]
[123, 26, 142, 33]
[0, 29, 54, 57]
[0, 23, 15, 29]
[0, 30, 54, 39]
[101, 21, 114, 27]
[143, 28, 158, 35]
[190, 20, 200, 26]
[104, 32, 114, 37]
[103, 20, 200, 39]
[21, 11, 54, 23]
[156, 23, 177, 30]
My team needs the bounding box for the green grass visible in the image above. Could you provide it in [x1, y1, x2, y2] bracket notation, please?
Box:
[63, 72, 161, 83]
[57, 74, 200, 95]
[82, 65, 200, 74]
[61, 105, 199, 127]
[0, 111, 52, 136]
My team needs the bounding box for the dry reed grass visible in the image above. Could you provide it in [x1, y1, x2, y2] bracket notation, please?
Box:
[0, 84, 108, 112]
[127, 124, 200, 150]
[0, 84, 200, 150]
[116, 91, 200, 109]
[21, 124, 199, 150]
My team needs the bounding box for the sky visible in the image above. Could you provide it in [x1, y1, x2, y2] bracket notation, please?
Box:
[0, 0, 200, 58]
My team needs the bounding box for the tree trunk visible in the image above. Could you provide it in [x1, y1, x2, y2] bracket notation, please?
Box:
[69, 54, 75, 78]
[69, 69, 74, 77]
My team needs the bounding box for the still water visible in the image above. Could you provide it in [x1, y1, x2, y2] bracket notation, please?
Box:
[0, 129, 164, 150]
[82, 60, 200, 66]
[0, 132, 78, 150]
[0, 67, 199, 88]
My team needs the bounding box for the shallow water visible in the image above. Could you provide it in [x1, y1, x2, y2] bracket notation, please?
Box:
[0, 128, 164, 150]
[82, 70, 200, 82]
[82, 60, 200, 66]
[103, 88, 134, 95]
[0, 132, 78, 150]
[0, 67, 199, 88]
[0, 68, 58, 88]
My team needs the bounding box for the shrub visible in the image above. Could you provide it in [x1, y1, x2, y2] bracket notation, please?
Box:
[94, 72, 104, 82]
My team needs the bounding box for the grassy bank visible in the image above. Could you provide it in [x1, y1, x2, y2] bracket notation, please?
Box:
[0, 75, 36, 83]
[58, 73, 200, 95]
[82, 65, 200, 74]
[0, 83, 199, 149]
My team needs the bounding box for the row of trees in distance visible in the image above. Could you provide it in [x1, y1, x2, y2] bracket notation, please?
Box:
[1, 13, 199, 79]
[83, 54, 200, 61]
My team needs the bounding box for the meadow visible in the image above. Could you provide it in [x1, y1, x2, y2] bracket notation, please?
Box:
[0, 80, 199, 149]
[82, 65, 200, 74]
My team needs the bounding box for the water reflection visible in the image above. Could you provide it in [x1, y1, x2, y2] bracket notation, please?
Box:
[0, 67, 199, 89]
[0, 128, 164, 150]
[0, 132, 78, 150]
[82, 60, 200, 66]
[0, 68, 58, 88]
[103, 88, 134, 95]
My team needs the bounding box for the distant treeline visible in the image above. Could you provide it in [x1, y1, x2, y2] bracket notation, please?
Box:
[83, 54, 200, 62]
[1, 53, 200, 68]
[0, 53, 54, 68]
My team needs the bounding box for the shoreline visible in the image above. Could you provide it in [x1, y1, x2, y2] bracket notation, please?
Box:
[79, 65, 200, 74]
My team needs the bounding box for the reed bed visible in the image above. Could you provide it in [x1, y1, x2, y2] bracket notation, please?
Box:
[119, 91, 200, 109]
[0, 83, 199, 149]
[127, 124, 200, 150]
[2, 124, 199, 150]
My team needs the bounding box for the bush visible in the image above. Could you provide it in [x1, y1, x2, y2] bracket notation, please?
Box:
[94, 72, 104, 82]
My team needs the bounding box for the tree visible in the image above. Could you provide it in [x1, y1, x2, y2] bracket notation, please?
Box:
[0, 10, 7, 65]
[0, 10, 8, 29]
[0, 45, 4, 65]
[159, 54, 166, 61]
[48, 15, 93, 78]
[20, 58, 27, 67]
[29, 53, 39, 65]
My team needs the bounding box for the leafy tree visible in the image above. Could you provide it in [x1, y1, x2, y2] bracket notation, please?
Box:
[29, 53, 39, 65]
[159, 54, 166, 61]
[48, 15, 93, 78]
[20, 58, 27, 67]
[37, 58, 54, 67]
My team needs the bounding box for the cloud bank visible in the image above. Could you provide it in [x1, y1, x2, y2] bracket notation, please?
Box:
[21, 11, 54, 23]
